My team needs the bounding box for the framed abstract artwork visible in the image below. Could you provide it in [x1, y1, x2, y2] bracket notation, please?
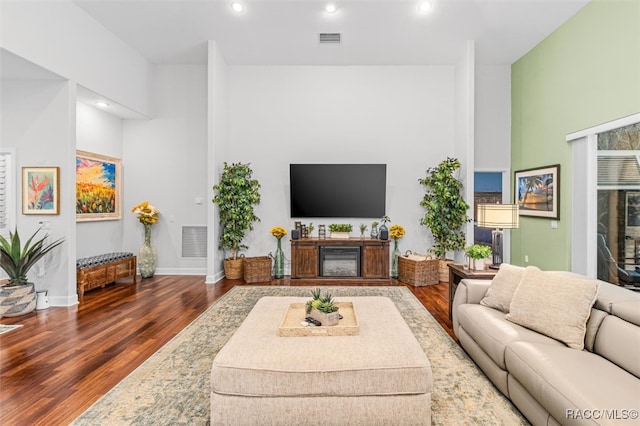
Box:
[22, 166, 60, 215]
[514, 164, 560, 219]
[76, 150, 122, 222]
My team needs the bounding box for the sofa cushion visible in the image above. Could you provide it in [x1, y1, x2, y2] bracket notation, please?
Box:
[594, 314, 640, 379]
[505, 341, 640, 424]
[506, 267, 600, 350]
[457, 303, 562, 370]
[593, 279, 639, 314]
[584, 308, 607, 353]
[480, 264, 526, 313]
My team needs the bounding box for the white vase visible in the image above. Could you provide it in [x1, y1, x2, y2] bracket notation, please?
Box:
[473, 258, 488, 271]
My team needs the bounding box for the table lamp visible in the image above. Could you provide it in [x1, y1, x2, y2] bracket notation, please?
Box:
[476, 203, 519, 269]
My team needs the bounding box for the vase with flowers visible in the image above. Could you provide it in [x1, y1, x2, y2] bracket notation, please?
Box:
[132, 201, 159, 278]
[389, 224, 405, 278]
[270, 226, 287, 278]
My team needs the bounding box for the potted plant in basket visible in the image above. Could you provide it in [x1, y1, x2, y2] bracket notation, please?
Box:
[419, 157, 470, 282]
[465, 244, 492, 271]
[0, 227, 64, 317]
[212, 162, 261, 279]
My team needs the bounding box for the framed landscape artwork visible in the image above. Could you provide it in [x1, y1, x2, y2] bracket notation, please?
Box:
[76, 150, 122, 222]
[22, 166, 60, 215]
[514, 164, 560, 219]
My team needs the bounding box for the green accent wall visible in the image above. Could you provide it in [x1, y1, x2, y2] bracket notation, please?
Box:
[511, 0, 640, 270]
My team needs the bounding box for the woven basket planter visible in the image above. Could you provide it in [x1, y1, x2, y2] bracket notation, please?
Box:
[0, 282, 37, 317]
[244, 256, 272, 283]
[398, 252, 439, 287]
[224, 257, 245, 280]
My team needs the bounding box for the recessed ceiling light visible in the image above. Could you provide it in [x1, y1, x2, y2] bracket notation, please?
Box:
[96, 101, 110, 108]
[325, 3, 337, 14]
[231, 2, 244, 13]
[418, 1, 432, 14]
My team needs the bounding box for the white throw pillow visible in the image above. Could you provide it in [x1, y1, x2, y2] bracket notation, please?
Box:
[505, 266, 600, 350]
[479, 264, 526, 313]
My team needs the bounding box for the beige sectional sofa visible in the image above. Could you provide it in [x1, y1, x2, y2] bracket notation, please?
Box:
[452, 264, 640, 425]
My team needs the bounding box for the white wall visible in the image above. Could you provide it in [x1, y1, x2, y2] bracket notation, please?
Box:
[475, 65, 511, 171]
[75, 102, 125, 258]
[124, 65, 208, 274]
[227, 65, 456, 270]
[0, 1, 152, 118]
[1, 79, 76, 305]
[207, 41, 230, 283]
[454, 42, 476, 254]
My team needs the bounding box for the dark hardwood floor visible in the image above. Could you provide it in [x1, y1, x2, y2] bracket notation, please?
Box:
[0, 276, 453, 425]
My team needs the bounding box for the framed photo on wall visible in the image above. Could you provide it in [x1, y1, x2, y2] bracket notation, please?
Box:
[514, 164, 560, 219]
[22, 166, 60, 215]
[76, 150, 122, 222]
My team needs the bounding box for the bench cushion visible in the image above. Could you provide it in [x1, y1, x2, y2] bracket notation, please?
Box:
[211, 296, 432, 398]
[77, 252, 134, 270]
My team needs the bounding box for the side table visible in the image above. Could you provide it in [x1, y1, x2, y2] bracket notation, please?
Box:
[448, 263, 497, 320]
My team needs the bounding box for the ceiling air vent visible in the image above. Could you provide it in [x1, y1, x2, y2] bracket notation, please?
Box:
[319, 33, 341, 44]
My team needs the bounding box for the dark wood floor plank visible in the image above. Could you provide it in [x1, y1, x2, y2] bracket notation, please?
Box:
[0, 276, 452, 425]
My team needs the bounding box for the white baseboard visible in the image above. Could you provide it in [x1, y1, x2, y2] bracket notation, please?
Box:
[49, 295, 79, 307]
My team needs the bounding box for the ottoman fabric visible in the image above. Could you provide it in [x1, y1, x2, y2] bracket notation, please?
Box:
[211, 296, 432, 398]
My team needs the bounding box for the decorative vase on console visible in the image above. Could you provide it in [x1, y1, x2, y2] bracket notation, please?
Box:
[379, 215, 390, 239]
[132, 201, 160, 279]
[271, 226, 287, 279]
[370, 221, 379, 239]
[389, 224, 405, 279]
[359, 224, 368, 239]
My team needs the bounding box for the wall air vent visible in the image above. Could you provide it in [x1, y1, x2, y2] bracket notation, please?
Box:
[319, 33, 341, 44]
[182, 225, 207, 258]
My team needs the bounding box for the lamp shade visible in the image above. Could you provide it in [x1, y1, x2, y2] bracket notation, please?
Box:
[477, 204, 519, 229]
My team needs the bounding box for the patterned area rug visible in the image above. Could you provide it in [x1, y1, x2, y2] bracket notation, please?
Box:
[0, 324, 22, 335]
[72, 286, 528, 425]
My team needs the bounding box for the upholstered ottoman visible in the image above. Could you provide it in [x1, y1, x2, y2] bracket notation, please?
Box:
[211, 296, 432, 425]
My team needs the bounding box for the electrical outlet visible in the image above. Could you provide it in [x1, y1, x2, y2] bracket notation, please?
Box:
[524, 255, 529, 263]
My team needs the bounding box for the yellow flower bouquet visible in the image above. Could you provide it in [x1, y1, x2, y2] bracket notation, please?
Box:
[390, 224, 405, 240]
[271, 226, 287, 239]
[131, 201, 160, 225]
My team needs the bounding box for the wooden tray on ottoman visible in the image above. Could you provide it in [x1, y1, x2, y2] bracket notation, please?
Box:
[278, 302, 359, 337]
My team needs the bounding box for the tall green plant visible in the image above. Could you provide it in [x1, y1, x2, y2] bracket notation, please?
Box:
[0, 227, 65, 286]
[419, 157, 470, 259]
[212, 162, 261, 260]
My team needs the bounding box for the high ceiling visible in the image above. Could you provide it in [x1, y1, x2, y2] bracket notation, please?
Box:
[73, 0, 590, 66]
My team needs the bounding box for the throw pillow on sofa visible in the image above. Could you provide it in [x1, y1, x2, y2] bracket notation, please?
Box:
[479, 263, 526, 313]
[505, 266, 600, 350]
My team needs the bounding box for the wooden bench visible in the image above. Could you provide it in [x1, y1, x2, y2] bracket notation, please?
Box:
[76, 252, 137, 302]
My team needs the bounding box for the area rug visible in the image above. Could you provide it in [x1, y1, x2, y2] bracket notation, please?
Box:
[72, 286, 528, 425]
[0, 324, 22, 335]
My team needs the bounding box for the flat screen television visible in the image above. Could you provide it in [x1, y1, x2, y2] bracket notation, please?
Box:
[290, 164, 386, 218]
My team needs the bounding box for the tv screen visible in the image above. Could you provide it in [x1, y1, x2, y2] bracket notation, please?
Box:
[290, 164, 386, 218]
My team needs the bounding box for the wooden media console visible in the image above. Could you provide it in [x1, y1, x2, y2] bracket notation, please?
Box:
[290, 238, 390, 282]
